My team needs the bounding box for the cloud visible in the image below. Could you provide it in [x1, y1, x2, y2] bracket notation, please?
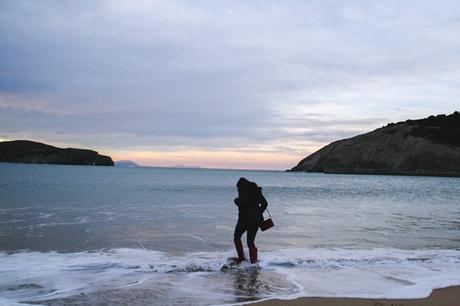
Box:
[1, 0, 460, 169]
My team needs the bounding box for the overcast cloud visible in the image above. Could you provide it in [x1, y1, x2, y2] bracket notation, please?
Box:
[1, 0, 460, 169]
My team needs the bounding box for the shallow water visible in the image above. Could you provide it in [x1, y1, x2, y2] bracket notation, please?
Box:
[1, 163, 459, 305]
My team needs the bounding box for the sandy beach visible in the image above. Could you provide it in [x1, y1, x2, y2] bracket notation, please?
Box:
[249, 286, 460, 306]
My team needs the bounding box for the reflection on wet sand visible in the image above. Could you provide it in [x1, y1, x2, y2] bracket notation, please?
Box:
[233, 267, 262, 302]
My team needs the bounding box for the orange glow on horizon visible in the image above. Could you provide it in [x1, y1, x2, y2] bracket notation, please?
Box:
[108, 149, 309, 170]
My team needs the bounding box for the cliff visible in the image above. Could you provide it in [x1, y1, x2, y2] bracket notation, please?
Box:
[0, 140, 114, 166]
[289, 112, 460, 177]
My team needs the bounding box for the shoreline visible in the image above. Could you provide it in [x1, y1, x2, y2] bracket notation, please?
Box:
[287, 168, 460, 178]
[248, 286, 460, 306]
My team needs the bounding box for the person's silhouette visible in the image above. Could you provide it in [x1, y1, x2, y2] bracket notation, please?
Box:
[233, 177, 268, 263]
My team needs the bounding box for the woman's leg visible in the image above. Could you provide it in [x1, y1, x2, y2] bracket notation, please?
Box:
[233, 220, 247, 261]
[246, 224, 259, 263]
[234, 220, 247, 241]
[246, 224, 258, 247]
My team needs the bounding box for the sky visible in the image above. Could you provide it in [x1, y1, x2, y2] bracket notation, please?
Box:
[1, 0, 459, 170]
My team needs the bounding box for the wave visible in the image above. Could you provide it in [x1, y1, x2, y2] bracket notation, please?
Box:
[1, 248, 460, 305]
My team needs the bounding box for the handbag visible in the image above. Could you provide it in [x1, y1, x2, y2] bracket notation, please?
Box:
[260, 208, 274, 231]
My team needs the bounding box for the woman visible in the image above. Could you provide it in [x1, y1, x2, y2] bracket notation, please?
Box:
[233, 177, 268, 263]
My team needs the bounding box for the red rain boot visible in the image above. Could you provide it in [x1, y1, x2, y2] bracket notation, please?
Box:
[234, 239, 245, 263]
[249, 246, 258, 264]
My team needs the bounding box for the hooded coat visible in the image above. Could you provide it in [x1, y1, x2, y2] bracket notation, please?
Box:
[234, 179, 268, 226]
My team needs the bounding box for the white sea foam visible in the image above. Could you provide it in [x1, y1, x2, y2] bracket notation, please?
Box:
[258, 248, 460, 300]
[0, 248, 459, 305]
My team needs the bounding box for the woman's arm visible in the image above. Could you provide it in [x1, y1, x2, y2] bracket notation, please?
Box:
[259, 190, 268, 213]
[235, 194, 248, 208]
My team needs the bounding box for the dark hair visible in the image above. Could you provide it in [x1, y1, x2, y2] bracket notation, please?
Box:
[236, 177, 251, 189]
[237, 177, 259, 191]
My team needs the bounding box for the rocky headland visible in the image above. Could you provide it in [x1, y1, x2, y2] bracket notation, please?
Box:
[114, 160, 139, 167]
[0, 140, 114, 166]
[290, 112, 460, 177]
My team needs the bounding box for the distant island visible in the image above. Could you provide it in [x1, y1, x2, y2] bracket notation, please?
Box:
[173, 164, 202, 169]
[115, 160, 140, 167]
[0, 140, 114, 166]
[289, 112, 460, 177]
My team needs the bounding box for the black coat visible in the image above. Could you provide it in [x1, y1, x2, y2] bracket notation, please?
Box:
[234, 187, 268, 225]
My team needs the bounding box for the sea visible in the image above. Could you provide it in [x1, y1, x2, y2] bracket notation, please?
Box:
[1, 163, 459, 305]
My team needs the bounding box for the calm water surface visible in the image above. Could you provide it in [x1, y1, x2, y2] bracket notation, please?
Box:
[1, 163, 459, 305]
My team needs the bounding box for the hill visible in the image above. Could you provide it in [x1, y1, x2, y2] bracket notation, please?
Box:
[289, 112, 460, 177]
[0, 140, 114, 166]
[115, 160, 139, 167]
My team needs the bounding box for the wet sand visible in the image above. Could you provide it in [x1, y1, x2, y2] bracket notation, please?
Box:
[249, 286, 460, 306]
